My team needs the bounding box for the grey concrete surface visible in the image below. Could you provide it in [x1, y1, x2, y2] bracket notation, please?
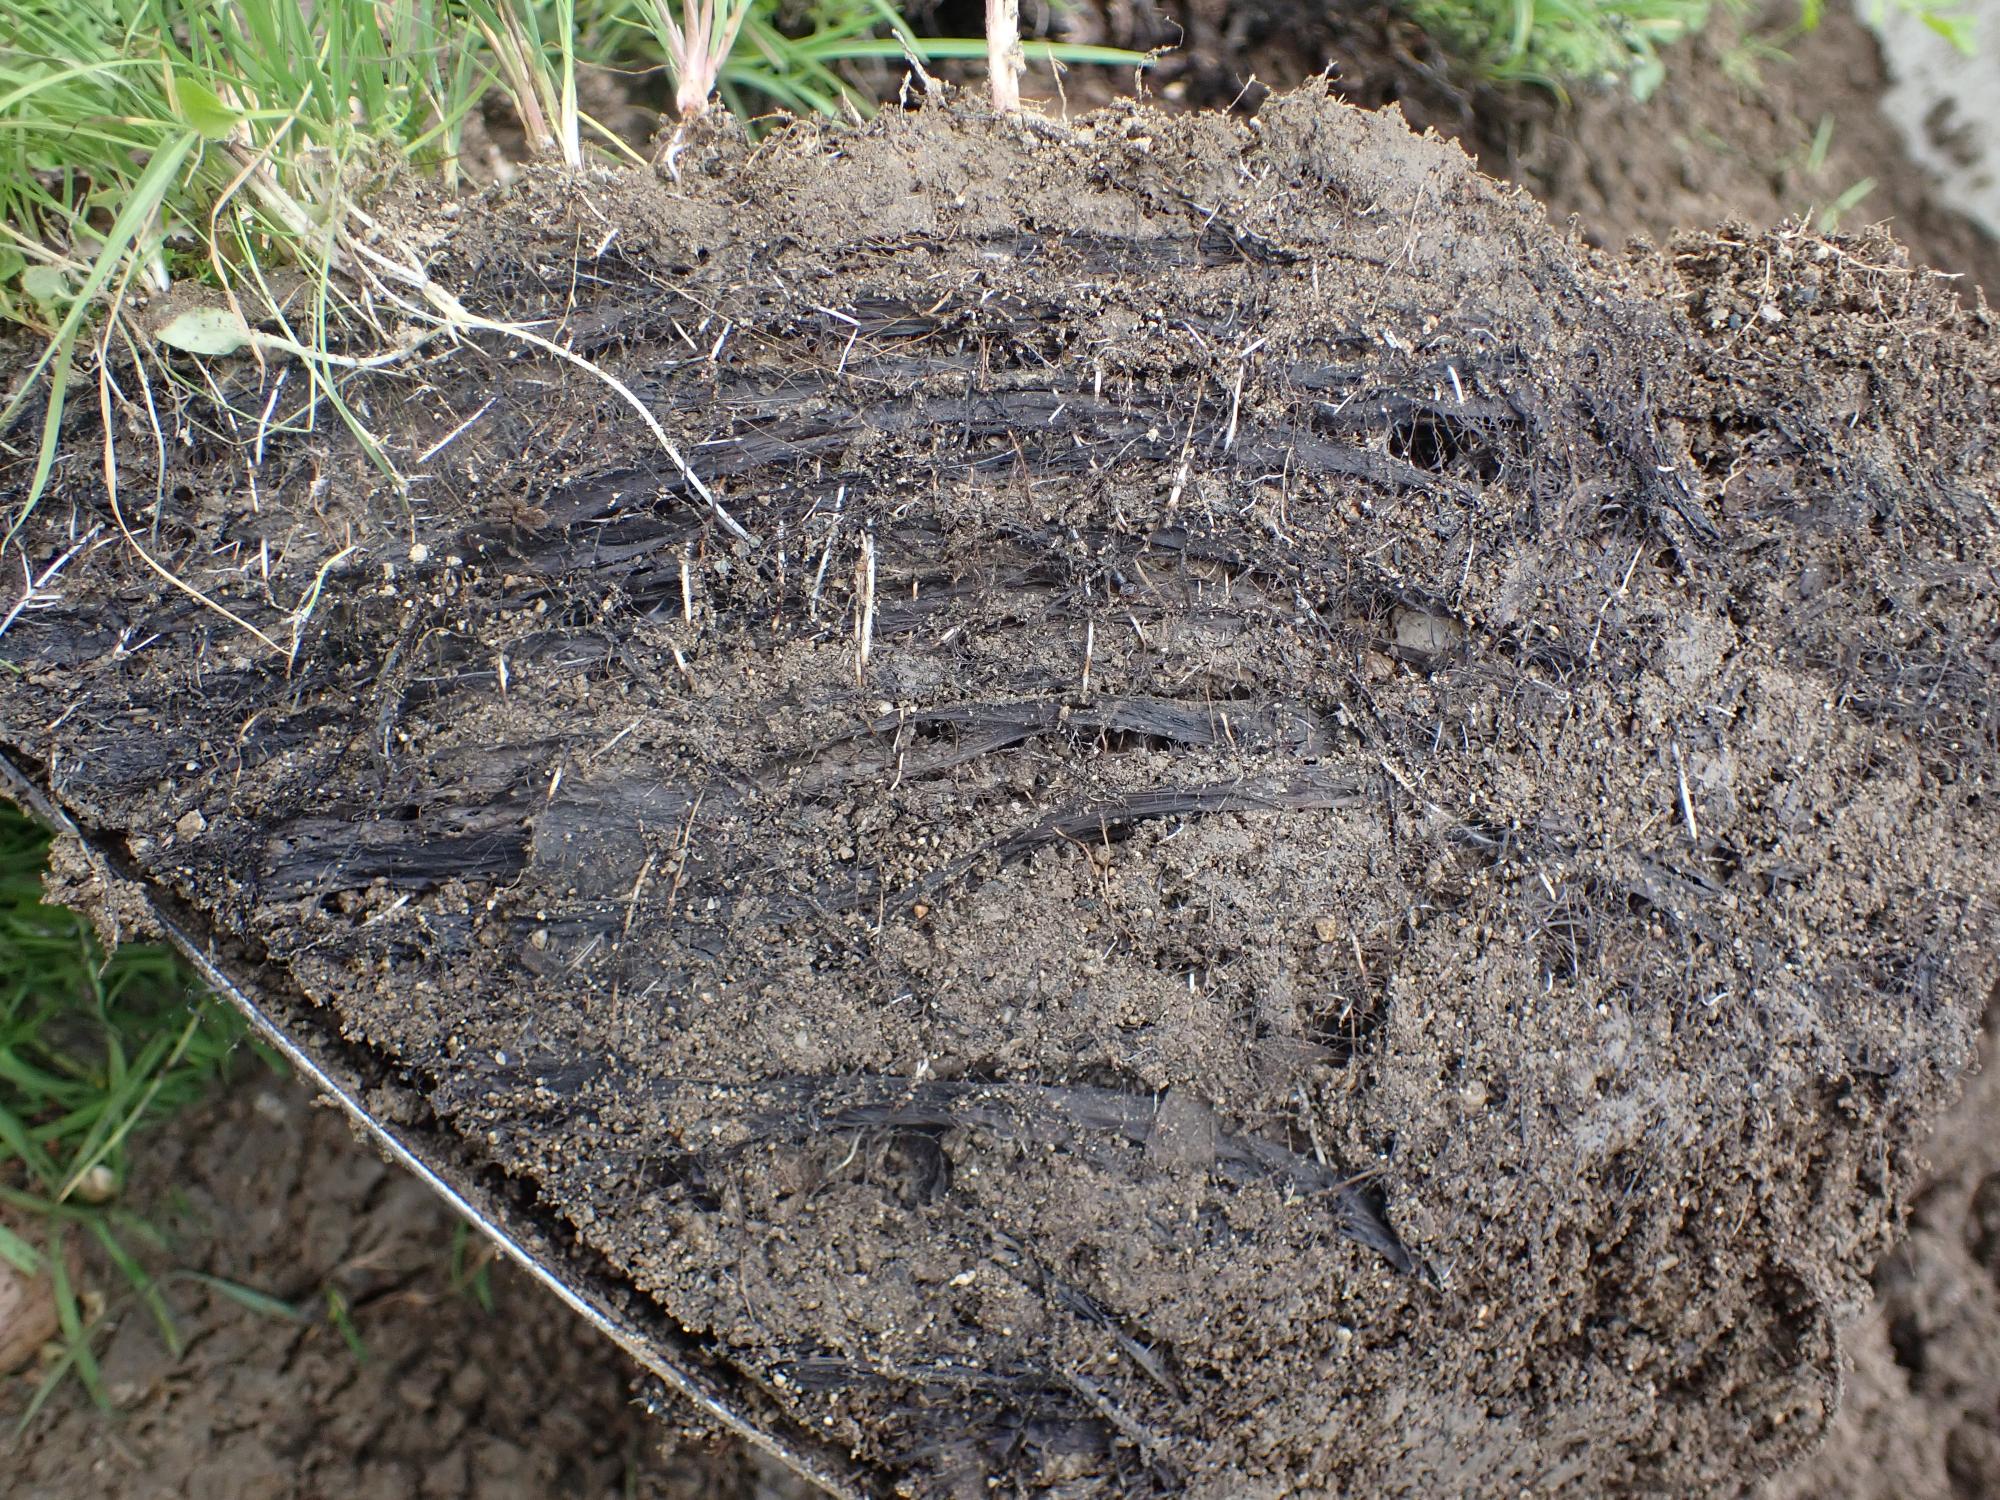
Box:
[1857, 0, 2000, 236]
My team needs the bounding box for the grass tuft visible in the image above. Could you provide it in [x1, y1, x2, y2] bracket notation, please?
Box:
[1411, 0, 1975, 99]
[1409, 0, 1720, 97]
[0, 0, 1143, 554]
[0, 804, 259, 1422]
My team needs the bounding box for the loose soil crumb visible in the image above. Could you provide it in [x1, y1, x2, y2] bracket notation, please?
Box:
[2, 91, 1996, 1496]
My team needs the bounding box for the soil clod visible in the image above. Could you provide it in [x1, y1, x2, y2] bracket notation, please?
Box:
[3, 92, 1996, 1495]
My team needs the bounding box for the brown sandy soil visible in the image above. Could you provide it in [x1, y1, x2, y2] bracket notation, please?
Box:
[3, 17, 1997, 1500]
[1202, 19, 2000, 1499]
[1051, 2, 1997, 291]
[1482, 7, 2000, 293]
[1763, 994, 2000, 1500]
[0, 1081, 792, 1500]
[1057, 19, 2000, 1493]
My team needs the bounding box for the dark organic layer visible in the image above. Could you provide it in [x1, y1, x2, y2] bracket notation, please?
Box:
[2, 92, 1996, 1497]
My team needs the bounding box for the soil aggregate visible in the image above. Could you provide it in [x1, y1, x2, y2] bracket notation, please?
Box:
[2, 88, 1998, 1496]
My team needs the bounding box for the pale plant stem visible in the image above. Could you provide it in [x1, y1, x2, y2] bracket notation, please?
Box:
[95, 355, 287, 659]
[344, 234, 754, 543]
[0, 527, 101, 643]
[655, 0, 754, 120]
[986, 0, 1023, 111]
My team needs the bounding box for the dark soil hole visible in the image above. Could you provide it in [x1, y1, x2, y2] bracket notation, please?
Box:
[1309, 933, 1394, 1065]
[1885, 1298, 1929, 1379]
[1386, 412, 1498, 482]
[1532, 884, 1599, 987]
[1968, 1170, 2000, 1278]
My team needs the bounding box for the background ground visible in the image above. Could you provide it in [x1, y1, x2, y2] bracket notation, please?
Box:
[6, 1082, 793, 1499]
[3, 6, 1995, 1496]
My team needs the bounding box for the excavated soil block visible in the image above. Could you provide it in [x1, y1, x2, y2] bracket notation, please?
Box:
[3, 93, 1997, 1497]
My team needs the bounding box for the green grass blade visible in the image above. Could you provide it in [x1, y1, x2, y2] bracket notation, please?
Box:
[811, 37, 1152, 67]
[0, 1217, 42, 1274]
[89, 1217, 182, 1357]
[57, 1007, 204, 1202]
[46, 1235, 105, 1405]
[177, 1270, 307, 1322]
[0, 1096, 60, 1183]
[324, 1285, 369, 1362]
[1, 129, 197, 534]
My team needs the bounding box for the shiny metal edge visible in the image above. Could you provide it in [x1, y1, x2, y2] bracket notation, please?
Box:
[0, 756, 861, 1500]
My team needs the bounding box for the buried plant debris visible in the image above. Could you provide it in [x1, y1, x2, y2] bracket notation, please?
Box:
[0, 90, 1996, 1496]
